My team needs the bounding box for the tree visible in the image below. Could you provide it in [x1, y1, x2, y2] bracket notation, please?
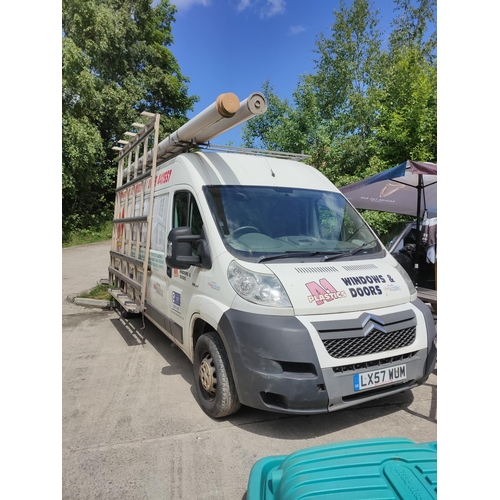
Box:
[242, 80, 305, 153]
[242, 77, 337, 170]
[62, 0, 198, 240]
[242, 0, 436, 185]
[243, 0, 384, 185]
[372, 0, 437, 164]
[372, 45, 437, 164]
[389, 0, 436, 61]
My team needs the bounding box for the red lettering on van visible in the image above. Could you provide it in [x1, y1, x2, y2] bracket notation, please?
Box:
[156, 169, 172, 185]
[305, 278, 346, 306]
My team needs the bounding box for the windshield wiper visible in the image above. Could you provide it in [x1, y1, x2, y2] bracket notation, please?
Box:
[257, 241, 378, 264]
[257, 251, 328, 263]
[322, 240, 379, 262]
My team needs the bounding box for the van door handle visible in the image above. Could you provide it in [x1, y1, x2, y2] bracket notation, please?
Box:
[167, 266, 172, 278]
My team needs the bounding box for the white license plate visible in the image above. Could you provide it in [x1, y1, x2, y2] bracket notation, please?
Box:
[353, 364, 407, 391]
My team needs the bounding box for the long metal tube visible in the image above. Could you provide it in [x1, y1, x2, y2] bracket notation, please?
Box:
[155, 92, 240, 159]
[123, 92, 268, 177]
[194, 92, 267, 143]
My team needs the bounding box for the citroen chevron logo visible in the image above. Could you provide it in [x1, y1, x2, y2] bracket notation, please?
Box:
[359, 313, 387, 336]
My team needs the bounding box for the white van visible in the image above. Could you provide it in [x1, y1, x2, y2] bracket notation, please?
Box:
[109, 94, 437, 418]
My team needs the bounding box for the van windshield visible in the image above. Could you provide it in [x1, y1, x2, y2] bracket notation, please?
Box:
[203, 186, 383, 262]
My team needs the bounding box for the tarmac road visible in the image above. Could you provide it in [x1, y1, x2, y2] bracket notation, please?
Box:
[62, 241, 437, 500]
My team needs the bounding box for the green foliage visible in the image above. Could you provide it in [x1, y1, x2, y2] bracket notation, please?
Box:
[360, 210, 411, 239]
[372, 46, 437, 164]
[243, 0, 437, 240]
[77, 283, 113, 301]
[62, 221, 113, 248]
[62, 0, 198, 242]
[242, 80, 304, 153]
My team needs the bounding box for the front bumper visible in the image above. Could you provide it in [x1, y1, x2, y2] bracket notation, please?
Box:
[217, 300, 436, 414]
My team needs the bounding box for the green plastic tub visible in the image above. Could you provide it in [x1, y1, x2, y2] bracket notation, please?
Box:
[247, 437, 437, 499]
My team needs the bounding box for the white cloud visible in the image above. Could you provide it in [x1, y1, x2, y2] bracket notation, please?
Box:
[260, 0, 286, 18]
[236, 0, 252, 13]
[171, 0, 212, 10]
[236, 0, 286, 18]
[289, 24, 305, 35]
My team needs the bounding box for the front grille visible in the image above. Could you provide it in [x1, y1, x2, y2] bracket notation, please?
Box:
[313, 310, 417, 359]
[323, 326, 416, 358]
[332, 351, 417, 373]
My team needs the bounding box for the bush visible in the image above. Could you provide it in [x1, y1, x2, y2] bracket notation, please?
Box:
[63, 221, 113, 247]
[77, 284, 113, 301]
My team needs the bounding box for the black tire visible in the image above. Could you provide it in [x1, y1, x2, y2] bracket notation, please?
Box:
[193, 332, 241, 418]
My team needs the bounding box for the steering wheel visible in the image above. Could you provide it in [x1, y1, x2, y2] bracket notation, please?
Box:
[231, 226, 261, 238]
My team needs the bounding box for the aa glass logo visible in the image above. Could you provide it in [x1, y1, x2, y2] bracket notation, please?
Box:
[305, 278, 347, 306]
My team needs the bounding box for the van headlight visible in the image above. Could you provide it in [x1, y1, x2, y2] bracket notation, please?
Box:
[394, 262, 417, 296]
[227, 261, 292, 308]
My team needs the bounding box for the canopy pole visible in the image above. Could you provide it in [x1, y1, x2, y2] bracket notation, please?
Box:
[414, 174, 423, 287]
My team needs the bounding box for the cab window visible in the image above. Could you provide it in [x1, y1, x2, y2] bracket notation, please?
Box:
[173, 191, 203, 254]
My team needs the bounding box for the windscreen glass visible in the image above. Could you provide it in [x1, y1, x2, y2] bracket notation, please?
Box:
[203, 186, 383, 262]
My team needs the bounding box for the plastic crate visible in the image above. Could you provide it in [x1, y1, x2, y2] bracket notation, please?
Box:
[247, 437, 437, 499]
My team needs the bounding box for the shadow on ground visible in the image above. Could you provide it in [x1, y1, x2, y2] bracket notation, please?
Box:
[108, 310, 437, 441]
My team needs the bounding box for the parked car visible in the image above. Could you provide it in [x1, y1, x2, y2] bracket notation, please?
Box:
[379, 221, 436, 290]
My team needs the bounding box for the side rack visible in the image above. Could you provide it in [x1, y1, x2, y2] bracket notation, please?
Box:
[108, 111, 161, 315]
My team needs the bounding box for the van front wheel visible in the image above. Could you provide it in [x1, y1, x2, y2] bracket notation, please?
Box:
[194, 332, 241, 418]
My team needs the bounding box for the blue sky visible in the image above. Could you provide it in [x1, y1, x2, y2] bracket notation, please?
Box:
[168, 0, 406, 146]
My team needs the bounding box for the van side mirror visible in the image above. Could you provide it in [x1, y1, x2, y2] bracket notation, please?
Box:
[166, 227, 211, 270]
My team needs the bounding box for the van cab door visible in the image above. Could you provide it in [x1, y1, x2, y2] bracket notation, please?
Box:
[166, 189, 206, 348]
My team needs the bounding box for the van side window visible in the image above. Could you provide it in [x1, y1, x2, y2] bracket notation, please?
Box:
[173, 191, 203, 254]
[151, 193, 169, 251]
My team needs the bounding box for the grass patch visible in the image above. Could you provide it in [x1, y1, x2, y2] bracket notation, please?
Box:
[63, 221, 113, 248]
[77, 284, 114, 302]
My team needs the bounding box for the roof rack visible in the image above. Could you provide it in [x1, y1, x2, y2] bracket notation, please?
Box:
[196, 142, 311, 162]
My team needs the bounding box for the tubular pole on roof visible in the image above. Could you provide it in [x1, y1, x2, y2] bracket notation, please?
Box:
[153, 92, 240, 161]
[194, 92, 267, 143]
[120, 92, 269, 175]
